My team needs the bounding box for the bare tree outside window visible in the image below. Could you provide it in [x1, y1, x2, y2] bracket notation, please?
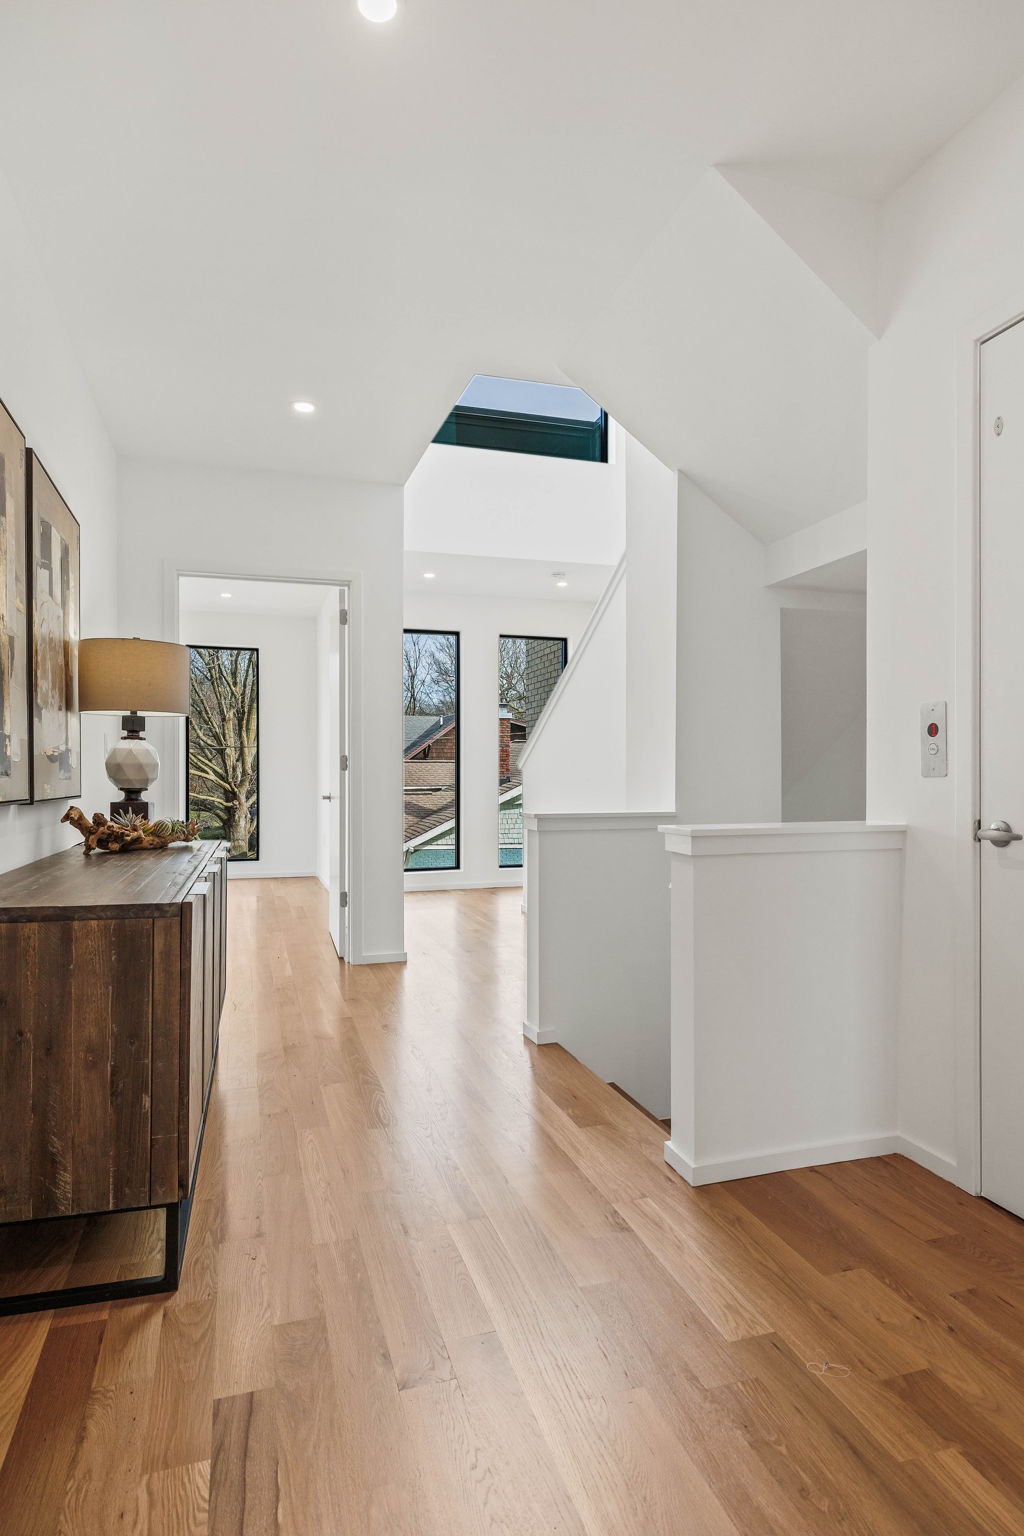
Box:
[403, 630, 459, 870]
[188, 645, 259, 860]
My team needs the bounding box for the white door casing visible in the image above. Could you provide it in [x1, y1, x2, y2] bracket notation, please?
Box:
[327, 591, 349, 960]
[979, 317, 1024, 1218]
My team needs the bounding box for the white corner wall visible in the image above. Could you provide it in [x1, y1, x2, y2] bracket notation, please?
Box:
[403, 590, 595, 890]
[867, 71, 1024, 1175]
[117, 458, 405, 964]
[676, 475, 868, 827]
[0, 165, 119, 874]
[179, 607, 320, 879]
[781, 608, 866, 822]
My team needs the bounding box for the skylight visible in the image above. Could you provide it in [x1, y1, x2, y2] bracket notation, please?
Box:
[434, 375, 608, 463]
[455, 376, 603, 424]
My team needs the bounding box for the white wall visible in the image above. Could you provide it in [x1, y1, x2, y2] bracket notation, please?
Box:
[179, 606, 319, 879]
[781, 608, 866, 822]
[522, 432, 678, 816]
[521, 564, 629, 813]
[624, 435, 678, 809]
[405, 432, 626, 568]
[117, 458, 405, 964]
[403, 590, 594, 889]
[676, 477, 782, 822]
[525, 813, 672, 1119]
[0, 164, 118, 874]
[867, 71, 1024, 1172]
[663, 823, 905, 1185]
[676, 476, 867, 826]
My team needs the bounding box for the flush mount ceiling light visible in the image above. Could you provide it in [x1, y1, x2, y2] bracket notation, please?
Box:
[291, 399, 317, 415]
[552, 571, 569, 588]
[220, 592, 232, 599]
[423, 571, 436, 580]
[358, 0, 398, 20]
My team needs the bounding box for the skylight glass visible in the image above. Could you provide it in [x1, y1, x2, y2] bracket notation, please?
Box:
[455, 376, 603, 424]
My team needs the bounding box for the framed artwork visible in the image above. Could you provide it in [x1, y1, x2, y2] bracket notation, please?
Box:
[29, 452, 81, 801]
[186, 645, 259, 861]
[0, 398, 30, 805]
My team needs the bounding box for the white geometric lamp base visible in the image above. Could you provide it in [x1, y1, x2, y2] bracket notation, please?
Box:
[105, 735, 160, 821]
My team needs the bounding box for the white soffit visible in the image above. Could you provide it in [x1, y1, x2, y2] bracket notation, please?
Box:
[563, 170, 871, 543]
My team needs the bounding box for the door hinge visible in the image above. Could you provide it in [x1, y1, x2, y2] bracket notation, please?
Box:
[340, 891, 349, 909]
[339, 754, 349, 772]
[339, 608, 349, 625]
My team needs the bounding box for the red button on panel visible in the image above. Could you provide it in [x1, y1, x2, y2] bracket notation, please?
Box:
[927, 722, 939, 737]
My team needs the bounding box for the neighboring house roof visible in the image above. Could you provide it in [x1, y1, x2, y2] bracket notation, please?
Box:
[404, 714, 442, 751]
[404, 761, 455, 789]
[404, 787, 457, 848]
[403, 712, 456, 759]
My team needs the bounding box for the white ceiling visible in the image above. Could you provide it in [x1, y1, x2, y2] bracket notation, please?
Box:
[3, 3, 1024, 535]
[178, 576, 336, 617]
[404, 551, 615, 604]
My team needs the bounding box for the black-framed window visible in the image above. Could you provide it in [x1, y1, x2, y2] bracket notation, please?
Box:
[434, 376, 608, 464]
[404, 629, 460, 871]
[187, 645, 259, 861]
[498, 635, 567, 868]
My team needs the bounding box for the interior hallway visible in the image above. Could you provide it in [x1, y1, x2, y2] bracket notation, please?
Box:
[3, 882, 1024, 1533]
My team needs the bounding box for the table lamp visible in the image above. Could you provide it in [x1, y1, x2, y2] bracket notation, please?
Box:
[78, 638, 190, 821]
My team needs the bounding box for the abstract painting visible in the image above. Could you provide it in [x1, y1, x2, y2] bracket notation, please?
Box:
[29, 452, 81, 801]
[0, 398, 29, 804]
[187, 645, 259, 860]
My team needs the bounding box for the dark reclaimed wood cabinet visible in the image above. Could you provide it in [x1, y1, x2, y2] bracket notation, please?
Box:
[0, 839, 228, 1311]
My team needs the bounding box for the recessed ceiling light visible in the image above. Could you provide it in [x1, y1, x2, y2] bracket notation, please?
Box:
[358, 0, 397, 20]
[291, 400, 316, 415]
[423, 571, 436, 580]
[552, 571, 569, 588]
[220, 591, 232, 599]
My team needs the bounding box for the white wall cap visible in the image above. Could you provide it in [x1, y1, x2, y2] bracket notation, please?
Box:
[525, 810, 675, 834]
[660, 821, 907, 856]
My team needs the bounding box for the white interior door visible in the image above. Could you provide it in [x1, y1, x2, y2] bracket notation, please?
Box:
[326, 591, 349, 959]
[980, 317, 1024, 1217]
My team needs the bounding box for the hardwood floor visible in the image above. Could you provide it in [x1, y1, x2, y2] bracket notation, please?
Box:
[3, 879, 1024, 1533]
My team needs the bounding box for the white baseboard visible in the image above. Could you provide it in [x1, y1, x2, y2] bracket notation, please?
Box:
[405, 876, 525, 893]
[354, 950, 408, 966]
[663, 1133, 903, 1187]
[523, 1019, 559, 1045]
[893, 1135, 958, 1184]
[226, 867, 318, 880]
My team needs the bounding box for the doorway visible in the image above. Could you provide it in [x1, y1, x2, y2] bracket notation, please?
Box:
[978, 317, 1024, 1217]
[175, 575, 351, 961]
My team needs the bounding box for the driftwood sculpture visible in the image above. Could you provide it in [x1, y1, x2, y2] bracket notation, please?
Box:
[62, 805, 202, 855]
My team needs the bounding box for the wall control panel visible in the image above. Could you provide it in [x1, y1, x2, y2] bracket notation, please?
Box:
[921, 701, 948, 778]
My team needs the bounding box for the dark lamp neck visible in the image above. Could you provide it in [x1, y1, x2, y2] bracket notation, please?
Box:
[121, 712, 147, 739]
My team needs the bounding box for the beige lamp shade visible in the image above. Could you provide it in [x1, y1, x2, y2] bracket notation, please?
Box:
[78, 638, 191, 717]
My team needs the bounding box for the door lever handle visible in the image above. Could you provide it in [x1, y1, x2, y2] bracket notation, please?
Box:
[975, 820, 1023, 847]
[322, 794, 334, 802]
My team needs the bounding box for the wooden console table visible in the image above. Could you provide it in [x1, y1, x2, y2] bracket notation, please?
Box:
[0, 838, 228, 1313]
